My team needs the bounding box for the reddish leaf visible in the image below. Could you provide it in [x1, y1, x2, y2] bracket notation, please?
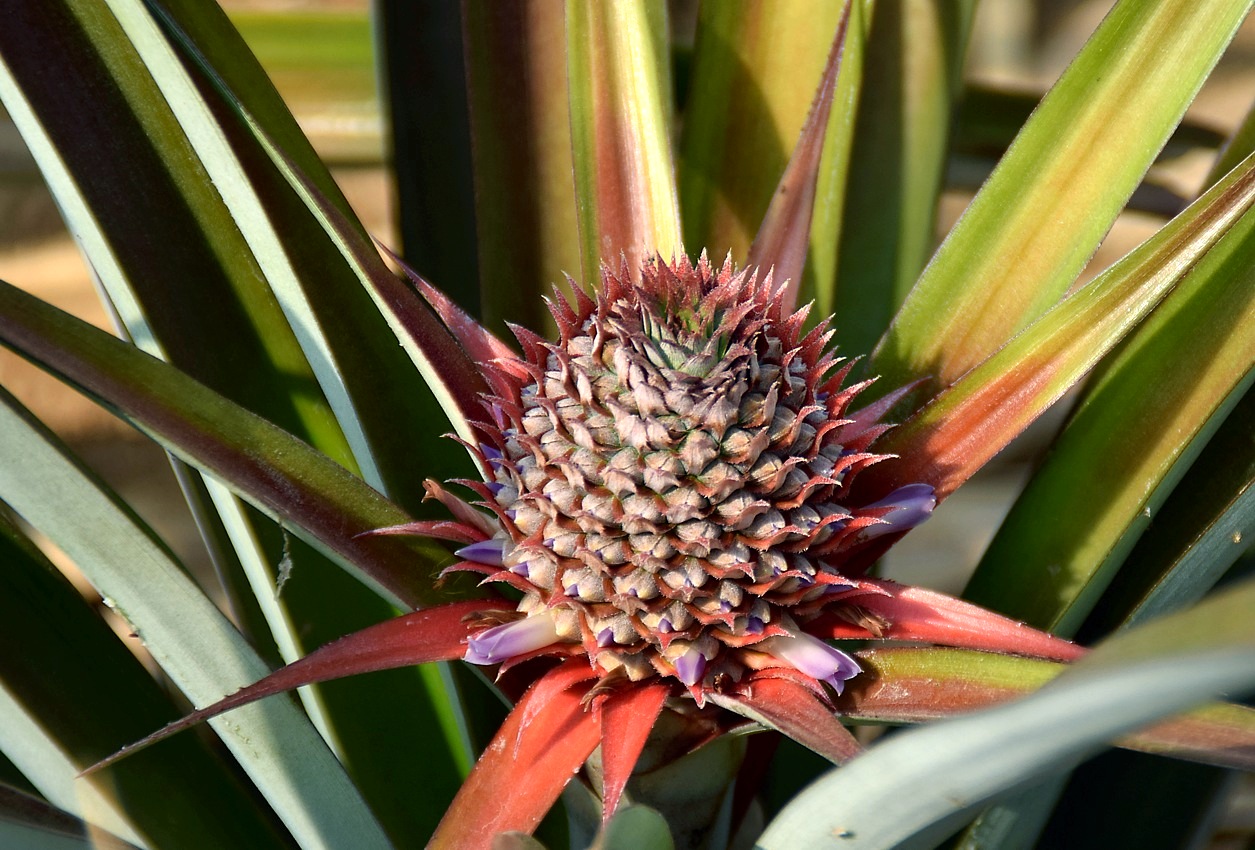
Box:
[1128, 705, 1255, 770]
[721, 671, 862, 765]
[598, 680, 670, 823]
[429, 659, 601, 849]
[377, 242, 519, 365]
[87, 600, 508, 773]
[814, 579, 1086, 662]
[746, 0, 852, 313]
[837, 648, 1255, 771]
[565, 2, 682, 280]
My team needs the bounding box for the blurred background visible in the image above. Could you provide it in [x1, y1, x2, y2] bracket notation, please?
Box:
[1, 0, 1253, 842]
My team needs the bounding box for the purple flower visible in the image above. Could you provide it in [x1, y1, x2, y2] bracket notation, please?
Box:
[674, 647, 707, 686]
[858, 483, 936, 540]
[456, 538, 508, 566]
[759, 633, 862, 694]
[464, 611, 560, 666]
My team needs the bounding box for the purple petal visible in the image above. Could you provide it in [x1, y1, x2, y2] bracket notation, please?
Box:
[674, 647, 707, 686]
[759, 633, 861, 694]
[597, 628, 615, 647]
[746, 616, 765, 634]
[464, 612, 560, 666]
[859, 483, 936, 540]
[455, 538, 507, 566]
[480, 443, 504, 461]
[657, 617, 673, 634]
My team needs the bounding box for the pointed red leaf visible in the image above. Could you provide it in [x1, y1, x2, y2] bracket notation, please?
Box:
[747, 1, 853, 313]
[598, 680, 670, 823]
[813, 579, 1086, 662]
[429, 658, 601, 849]
[719, 671, 862, 765]
[86, 600, 508, 773]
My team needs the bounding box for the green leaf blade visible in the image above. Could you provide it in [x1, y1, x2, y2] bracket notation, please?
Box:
[874, 0, 1254, 396]
[965, 165, 1255, 635]
[566, 0, 682, 279]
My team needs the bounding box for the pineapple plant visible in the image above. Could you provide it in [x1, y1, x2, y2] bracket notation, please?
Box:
[1, 1, 1255, 848]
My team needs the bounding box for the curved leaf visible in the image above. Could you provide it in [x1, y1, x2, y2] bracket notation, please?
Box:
[712, 674, 861, 766]
[873, 0, 1253, 397]
[0, 506, 286, 849]
[966, 170, 1255, 635]
[863, 149, 1255, 507]
[89, 600, 504, 773]
[760, 578, 1255, 849]
[0, 391, 391, 849]
[0, 278, 455, 610]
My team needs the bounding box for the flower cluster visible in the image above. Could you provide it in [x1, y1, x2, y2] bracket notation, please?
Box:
[443, 255, 935, 698]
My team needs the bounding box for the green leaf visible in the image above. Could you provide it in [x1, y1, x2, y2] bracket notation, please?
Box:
[595, 805, 675, 850]
[566, 0, 682, 279]
[375, 1, 480, 313]
[0, 0, 354, 464]
[677, 0, 846, 264]
[115, 0, 478, 502]
[0, 392, 391, 850]
[745, 3, 854, 311]
[866, 149, 1255, 506]
[1078, 384, 1255, 637]
[828, 0, 976, 357]
[15, 5, 485, 832]
[0, 277, 454, 611]
[0, 785, 141, 850]
[462, 1, 582, 336]
[873, 0, 1253, 398]
[965, 161, 1255, 635]
[760, 577, 1255, 849]
[0, 503, 286, 849]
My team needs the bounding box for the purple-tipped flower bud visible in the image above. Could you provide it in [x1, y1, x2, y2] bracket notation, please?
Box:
[464, 611, 561, 666]
[455, 538, 508, 566]
[674, 647, 707, 686]
[858, 483, 936, 541]
[759, 633, 861, 694]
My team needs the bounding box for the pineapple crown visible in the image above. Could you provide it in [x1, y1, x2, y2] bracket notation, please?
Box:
[448, 254, 935, 698]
